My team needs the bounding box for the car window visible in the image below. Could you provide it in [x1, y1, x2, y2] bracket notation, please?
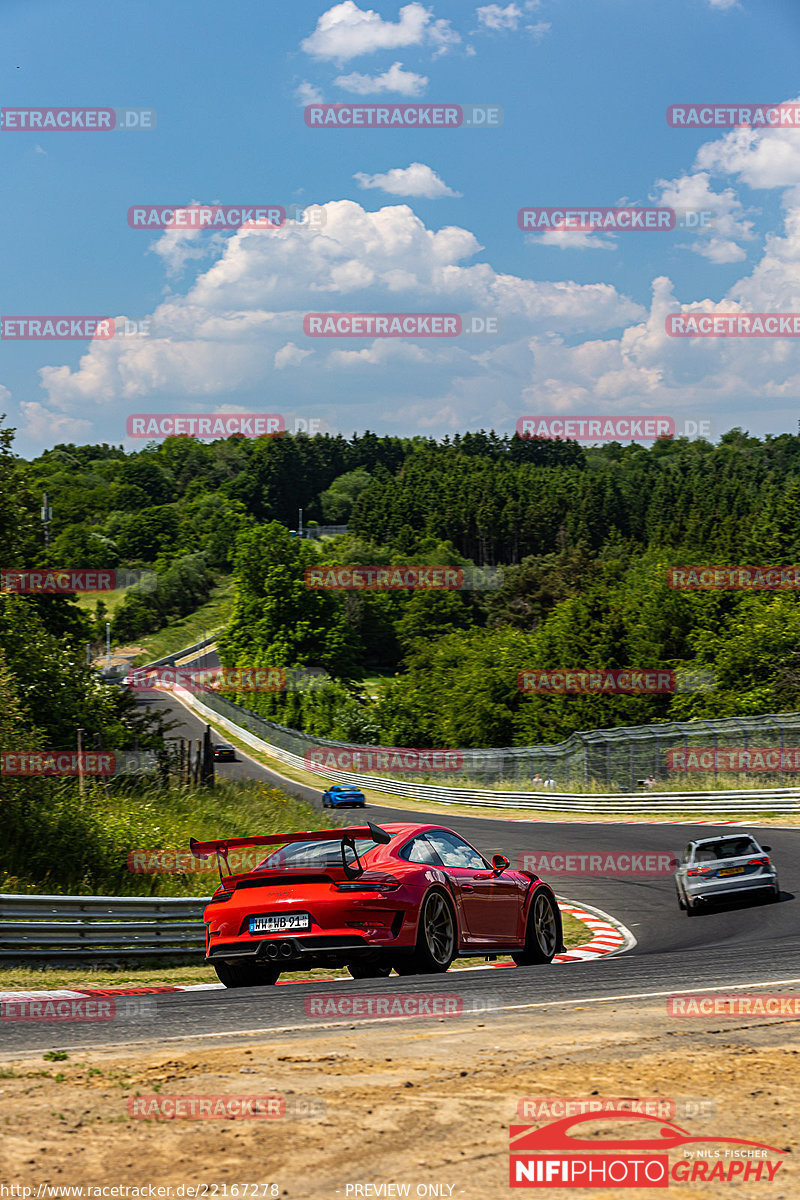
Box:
[423, 831, 489, 870]
[694, 838, 759, 861]
[258, 838, 376, 870]
[397, 835, 444, 866]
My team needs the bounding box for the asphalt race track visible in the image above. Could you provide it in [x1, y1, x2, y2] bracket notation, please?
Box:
[3, 681, 798, 1055]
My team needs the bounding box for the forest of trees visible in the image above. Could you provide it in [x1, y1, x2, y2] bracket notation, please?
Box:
[6, 419, 800, 749]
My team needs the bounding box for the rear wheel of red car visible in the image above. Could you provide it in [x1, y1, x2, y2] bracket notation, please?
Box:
[394, 889, 456, 975]
[512, 890, 560, 965]
[213, 960, 281, 988]
[347, 957, 393, 979]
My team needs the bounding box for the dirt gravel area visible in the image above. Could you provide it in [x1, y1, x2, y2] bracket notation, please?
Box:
[0, 998, 797, 1199]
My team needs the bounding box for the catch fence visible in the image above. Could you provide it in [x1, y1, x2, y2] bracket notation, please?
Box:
[195, 689, 800, 792]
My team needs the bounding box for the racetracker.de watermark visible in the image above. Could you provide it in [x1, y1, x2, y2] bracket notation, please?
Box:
[1, 996, 156, 1021]
[519, 669, 677, 695]
[520, 206, 675, 231]
[666, 747, 800, 773]
[127, 666, 288, 693]
[667, 993, 800, 1017]
[303, 313, 501, 337]
[667, 565, 800, 590]
[2, 317, 114, 340]
[516, 415, 712, 441]
[128, 848, 266, 874]
[304, 565, 503, 590]
[128, 205, 285, 229]
[304, 748, 463, 774]
[304, 104, 502, 128]
[126, 414, 286, 439]
[517, 1097, 716, 1120]
[666, 312, 800, 337]
[127, 1094, 325, 1119]
[520, 207, 714, 231]
[0, 568, 156, 593]
[667, 103, 800, 128]
[517, 851, 677, 875]
[305, 993, 477, 1019]
[0, 751, 157, 777]
[0, 107, 156, 130]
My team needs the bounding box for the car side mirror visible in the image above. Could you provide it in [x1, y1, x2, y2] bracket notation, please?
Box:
[492, 854, 510, 875]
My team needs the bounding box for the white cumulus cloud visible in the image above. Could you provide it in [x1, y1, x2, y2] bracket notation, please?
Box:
[334, 61, 428, 95]
[301, 2, 457, 62]
[295, 81, 324, 106]
[354, 162, 461, 198]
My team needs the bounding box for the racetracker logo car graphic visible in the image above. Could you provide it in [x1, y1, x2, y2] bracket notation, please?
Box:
[509, 1112, 784, 1186]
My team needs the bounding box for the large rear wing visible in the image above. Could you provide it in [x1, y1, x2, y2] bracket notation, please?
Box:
[190, 822, 392, 882]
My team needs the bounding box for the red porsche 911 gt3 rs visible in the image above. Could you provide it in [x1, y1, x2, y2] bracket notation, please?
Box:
[190, 821, 563, 987]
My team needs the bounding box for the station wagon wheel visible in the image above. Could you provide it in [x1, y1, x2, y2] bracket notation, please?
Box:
[512, 890, 560, 965]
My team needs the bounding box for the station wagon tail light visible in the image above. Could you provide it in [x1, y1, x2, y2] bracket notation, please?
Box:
[335, 875, 400, 892]
[747, 856, 771, 867]
[687, 867, 712, 877]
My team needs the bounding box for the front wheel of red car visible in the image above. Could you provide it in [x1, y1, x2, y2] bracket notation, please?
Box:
[394, 889, 456, 975]
[512, 890, 560, 965]
[213, 960, 281, 988]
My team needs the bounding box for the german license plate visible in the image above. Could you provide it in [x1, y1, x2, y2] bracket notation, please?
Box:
[718, 866, 745, 877]
[249, 912, 310, 933]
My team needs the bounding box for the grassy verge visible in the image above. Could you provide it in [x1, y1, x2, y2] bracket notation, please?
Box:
[127, 578, 235, 665]
[0, 777, 340, 897]
[0, 912, 592, 991]
[74, 588, 130, 619]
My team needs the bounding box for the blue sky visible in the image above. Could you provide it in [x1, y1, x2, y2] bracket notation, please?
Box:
[2, 0, 800, 454]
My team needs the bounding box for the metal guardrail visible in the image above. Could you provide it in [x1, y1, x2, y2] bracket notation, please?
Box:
[175, 685, 800, 813]
[140, 635, 218, 670]
[0, 894, 207, 961]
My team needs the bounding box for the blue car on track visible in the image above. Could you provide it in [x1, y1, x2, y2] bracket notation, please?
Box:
[321, 784, 366, 809]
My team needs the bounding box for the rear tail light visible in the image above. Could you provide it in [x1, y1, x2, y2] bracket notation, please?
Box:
[747, 856, 771, 867]
[211, 888, 234, 901]
[335, 875, 399, 892]
[687, 867, 711, 877]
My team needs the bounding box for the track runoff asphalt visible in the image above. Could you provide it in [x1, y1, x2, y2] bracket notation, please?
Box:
[2, 679, 797, 1054]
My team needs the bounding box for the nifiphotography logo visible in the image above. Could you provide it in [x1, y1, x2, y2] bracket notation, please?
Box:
[509, 1110, 784, 1187]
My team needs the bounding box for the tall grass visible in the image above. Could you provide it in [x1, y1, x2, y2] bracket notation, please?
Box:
[0, 777, 340, 896]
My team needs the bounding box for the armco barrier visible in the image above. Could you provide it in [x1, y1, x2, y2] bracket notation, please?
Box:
[171, 683, 800, 813]
[0, 894, 207, 961]
[145, 635, 800, 809]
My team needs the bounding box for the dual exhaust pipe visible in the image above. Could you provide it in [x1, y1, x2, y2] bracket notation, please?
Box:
[265, 940, 295, 960]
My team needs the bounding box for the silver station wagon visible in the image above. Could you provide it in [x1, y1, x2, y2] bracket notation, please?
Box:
[674, 834, 780, 917]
